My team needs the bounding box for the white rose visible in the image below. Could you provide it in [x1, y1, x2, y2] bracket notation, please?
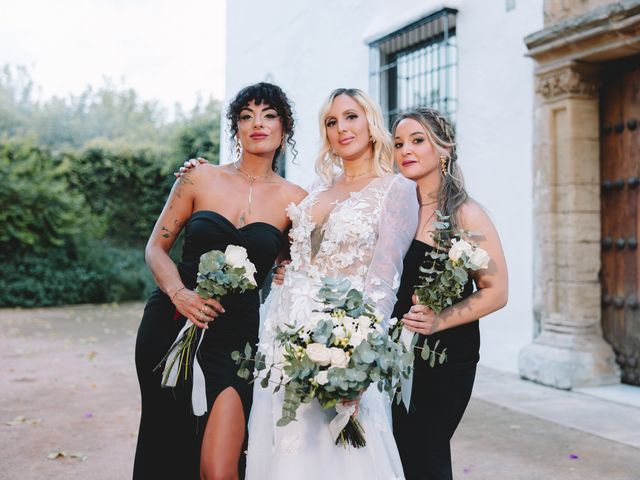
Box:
[448, 239, 473, 262]
[329, 347, 349, 368]
[468, 247, 491, 270]
[305, 343, 331, 366]
[224, 245, 249, 268]
[242, 260, 257, 285]
[314, 370, 329, 385]
[348, 332, 366, 348]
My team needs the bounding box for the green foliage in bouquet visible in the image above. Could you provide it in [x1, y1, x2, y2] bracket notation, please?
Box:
[414, 210, 488, 314]
[414, 211, 464, 314]
[233, 277, 414, 448]
[158, 245, 257, 388]
[409, 210, 490, 367]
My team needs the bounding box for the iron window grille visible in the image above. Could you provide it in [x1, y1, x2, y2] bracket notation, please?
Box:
[369, 8, 458, 127]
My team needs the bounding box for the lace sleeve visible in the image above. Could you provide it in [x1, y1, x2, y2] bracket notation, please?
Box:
[364, 175, 418, 324]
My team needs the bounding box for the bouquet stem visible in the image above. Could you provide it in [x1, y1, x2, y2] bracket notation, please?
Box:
[335, 417, 366, 448]
[155, 322, 199, 387]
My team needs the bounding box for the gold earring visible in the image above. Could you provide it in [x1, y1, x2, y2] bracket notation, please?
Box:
[235, 137, 242, 161]
[440, 154, 448, 177]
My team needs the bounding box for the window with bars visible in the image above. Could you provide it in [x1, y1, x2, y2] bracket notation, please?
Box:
[369, 8, 458, 126]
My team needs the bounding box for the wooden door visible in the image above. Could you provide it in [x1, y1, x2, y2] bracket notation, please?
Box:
[600, 55, 640, 386]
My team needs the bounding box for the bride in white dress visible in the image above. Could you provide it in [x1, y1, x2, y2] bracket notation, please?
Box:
[246, 88, 418, 480]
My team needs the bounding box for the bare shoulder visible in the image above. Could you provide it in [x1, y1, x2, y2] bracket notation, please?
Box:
[277, 177, 308, 204]
[181, 162, 231, 186]
[458, 198, 498, 236]
[196, 162, 231, 179]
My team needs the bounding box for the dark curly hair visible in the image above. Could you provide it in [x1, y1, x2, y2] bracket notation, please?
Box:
[227, 82, 297, 172]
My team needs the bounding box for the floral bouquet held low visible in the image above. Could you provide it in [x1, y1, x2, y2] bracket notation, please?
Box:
[399, 211, 490, 408]
[233, 277, 414, 448]
[157, 245, 257, 416]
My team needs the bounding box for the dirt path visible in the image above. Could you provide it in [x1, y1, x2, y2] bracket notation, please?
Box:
[1, 303, 639, 480]
[1, 303, 143, 480]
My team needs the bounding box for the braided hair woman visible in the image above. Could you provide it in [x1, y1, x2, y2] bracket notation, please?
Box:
[390, 107, 508, 480]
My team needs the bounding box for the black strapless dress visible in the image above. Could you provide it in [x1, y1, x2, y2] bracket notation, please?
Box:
[392, 240, 479, 480]
[133, 211, 284, 480]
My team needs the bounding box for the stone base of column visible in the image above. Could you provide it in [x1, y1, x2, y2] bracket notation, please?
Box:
[518, 315, 620, 390]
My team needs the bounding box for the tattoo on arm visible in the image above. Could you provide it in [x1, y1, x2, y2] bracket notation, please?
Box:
[175, 174, 194, 199]
[160, 219, 184, 239]
[160, 226, 175, 238]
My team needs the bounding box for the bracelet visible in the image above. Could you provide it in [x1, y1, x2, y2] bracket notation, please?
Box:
[170, 286, 186, 303]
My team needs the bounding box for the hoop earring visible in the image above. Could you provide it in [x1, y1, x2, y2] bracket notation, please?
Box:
[440, 154, 448, 177]
[235, 137, 242, 161]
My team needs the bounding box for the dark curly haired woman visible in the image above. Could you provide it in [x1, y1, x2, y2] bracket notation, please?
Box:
[133, 82, 306, 480]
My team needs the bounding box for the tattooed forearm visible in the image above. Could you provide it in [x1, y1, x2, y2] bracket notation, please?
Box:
[160, 226, 176, 238]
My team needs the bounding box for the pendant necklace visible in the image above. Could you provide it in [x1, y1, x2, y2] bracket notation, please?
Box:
[234, 160, 272, 225]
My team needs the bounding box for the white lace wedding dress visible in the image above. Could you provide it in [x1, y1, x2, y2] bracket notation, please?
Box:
[246, 173, 418, 480]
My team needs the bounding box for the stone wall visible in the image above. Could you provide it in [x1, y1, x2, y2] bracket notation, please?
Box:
[544, 0, 618, 25]
[518, 0, 640, 388]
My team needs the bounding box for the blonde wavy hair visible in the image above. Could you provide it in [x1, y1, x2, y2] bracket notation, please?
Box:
[315, 88, 393, 184]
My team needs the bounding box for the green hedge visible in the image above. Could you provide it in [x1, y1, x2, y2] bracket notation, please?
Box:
[0, 140, 173, 307]
[0, 141, 95, 256]
[66, 140, 174, 245]
[0, 243, 155, 307]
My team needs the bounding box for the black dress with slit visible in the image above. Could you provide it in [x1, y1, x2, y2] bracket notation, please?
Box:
[133, 211, 284, 479]
[392, 240, 479, 480]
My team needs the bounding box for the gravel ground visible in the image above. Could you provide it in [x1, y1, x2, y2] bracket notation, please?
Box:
[1, 303, 638, 480]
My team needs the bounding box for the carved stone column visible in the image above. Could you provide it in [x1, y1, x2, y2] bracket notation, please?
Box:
[518, 61, 620, 388]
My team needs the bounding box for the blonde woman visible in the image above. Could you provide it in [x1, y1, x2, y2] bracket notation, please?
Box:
[244, 88, 416, 479]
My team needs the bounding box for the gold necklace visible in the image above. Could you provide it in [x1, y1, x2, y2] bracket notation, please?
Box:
[419, 200, 438, 207]
[343, 169, 374, 179]
[233, 160, 272, 224]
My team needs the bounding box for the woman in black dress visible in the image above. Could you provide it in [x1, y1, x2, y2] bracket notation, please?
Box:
[133, 82, 306, 480]
[391, 107, 508, 480]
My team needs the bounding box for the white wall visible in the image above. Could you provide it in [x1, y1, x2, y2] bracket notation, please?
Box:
[454, 0, 543, 372]
[225, 0, 544, 372]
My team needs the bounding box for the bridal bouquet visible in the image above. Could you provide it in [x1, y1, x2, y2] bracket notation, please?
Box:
[233, 277, 413, 448]
[158, 245, 257, 416]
